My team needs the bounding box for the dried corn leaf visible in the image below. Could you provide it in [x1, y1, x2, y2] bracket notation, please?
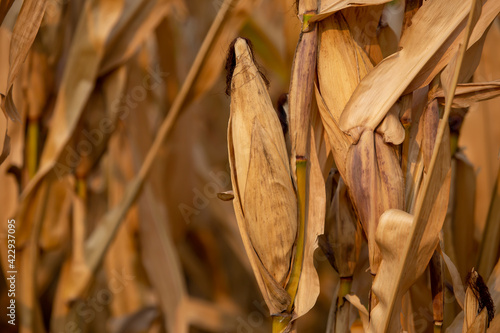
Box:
[105, 127, 151, 318]
[19, 0, 124, 207]
[0, 0, 47, 122]
[310, 101, 334, 178]
[18, 181, 49, 333]
[99, 0, 183, 75]
[407, 0, 500, 94]
[139, 184, 188, 333]
[441, 248, 466, 309]
[339, 0, 480, 142]
[478, 165, 500, 279]
[432, 80, 500, 108]
[47, 66, 127, 322]
[345, 294, 369, 332]
[403, 87, 428, 212]
[311, 0, 391, 23]
[294, 127, 326, 317]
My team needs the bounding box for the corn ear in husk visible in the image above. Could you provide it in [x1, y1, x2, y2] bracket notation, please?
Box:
[227, 38, 297, 316]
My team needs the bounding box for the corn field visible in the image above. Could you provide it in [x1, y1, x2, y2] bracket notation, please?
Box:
[0, 0, 499, 332]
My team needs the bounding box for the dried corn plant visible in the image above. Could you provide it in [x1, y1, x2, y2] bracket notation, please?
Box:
[0, 0, 499, 333]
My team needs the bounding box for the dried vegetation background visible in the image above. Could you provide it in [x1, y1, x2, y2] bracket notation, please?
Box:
[0, 0, 499, 332]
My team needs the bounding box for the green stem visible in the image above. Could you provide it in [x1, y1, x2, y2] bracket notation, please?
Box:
[272, 317, 289, 333]
[287, 158, 307, 306]
[273, 158, 308, 332]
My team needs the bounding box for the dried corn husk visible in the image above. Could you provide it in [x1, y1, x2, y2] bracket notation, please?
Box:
[316, 9, 404, 278]
[227, 38, 297, 315]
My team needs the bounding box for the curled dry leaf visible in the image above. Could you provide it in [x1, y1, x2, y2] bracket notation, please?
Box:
[407, 0, 500, 94]
[345, 294, 369, 332]
[431, 80, 500, 108]
[377, 102, 405, 145]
